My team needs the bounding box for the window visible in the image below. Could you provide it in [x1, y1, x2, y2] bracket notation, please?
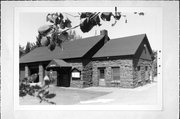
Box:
[112, 67, 120, 80]
[98, 67, 105, 79]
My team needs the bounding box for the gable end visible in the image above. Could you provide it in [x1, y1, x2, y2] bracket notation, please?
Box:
[134, 35, 153, 61]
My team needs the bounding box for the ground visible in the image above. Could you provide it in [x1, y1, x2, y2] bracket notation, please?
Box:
[20, 80, 158, 105]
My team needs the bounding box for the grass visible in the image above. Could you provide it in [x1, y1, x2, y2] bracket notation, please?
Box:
[20, 86, 110, 105]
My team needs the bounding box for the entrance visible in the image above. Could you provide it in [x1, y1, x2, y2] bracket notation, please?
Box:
[57, 67, 71, 87]
[98, 67, 106, 86]
[46, 59, 72, 87]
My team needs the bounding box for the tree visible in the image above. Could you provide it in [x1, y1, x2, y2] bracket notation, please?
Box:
[19, 45, 25, 57]
[67, 30, 82, 41]
[20, 42, 39, 57]
[152, 50, 157, 77]
[36, 7, 144, 51]
[25, 42, 31, 54]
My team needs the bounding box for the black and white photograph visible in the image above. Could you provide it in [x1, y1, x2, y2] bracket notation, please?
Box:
[1, 1, 179, 119]
[17, 7, 161, 106]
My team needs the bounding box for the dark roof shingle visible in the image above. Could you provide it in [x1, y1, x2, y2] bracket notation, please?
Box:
[46, 59, 72, 68]
[93, 34, 146, 58]
[20, 35, 105, 63]
[20, 34, 149, 63]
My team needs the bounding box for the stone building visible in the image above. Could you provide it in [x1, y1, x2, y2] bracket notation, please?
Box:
[20, 30, 154, 88]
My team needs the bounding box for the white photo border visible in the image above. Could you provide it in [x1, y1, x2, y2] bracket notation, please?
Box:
[14, 6, 163, 111]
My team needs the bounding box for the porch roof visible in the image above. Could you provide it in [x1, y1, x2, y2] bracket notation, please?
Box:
[46, 59, 71, 69]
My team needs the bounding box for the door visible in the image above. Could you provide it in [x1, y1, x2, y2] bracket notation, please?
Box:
[98, 67, 106, 86]
[57, 68, 71, 87]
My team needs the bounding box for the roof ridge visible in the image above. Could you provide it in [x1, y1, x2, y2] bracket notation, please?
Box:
[111, 33, 146, 41]
[63, 34, 104, 44]
[93, 33, 148, 58]
[20, 34, 106, 63]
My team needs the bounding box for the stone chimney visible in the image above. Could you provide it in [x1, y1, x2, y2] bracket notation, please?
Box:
[100, 30, 108, 36]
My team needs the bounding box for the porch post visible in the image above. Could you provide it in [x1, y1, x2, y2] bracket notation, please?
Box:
[39, 64, 44, 85]
[25, 65, 29, 78]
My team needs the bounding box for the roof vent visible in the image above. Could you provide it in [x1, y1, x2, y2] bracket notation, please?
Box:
[100, 30, 108, 36]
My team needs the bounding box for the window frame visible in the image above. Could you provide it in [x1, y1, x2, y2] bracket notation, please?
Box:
[98, 67, 105, 79]
[112, 66, 120, 80]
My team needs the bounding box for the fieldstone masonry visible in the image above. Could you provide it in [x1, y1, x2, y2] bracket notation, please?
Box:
[22, 58, 152, 88]
[25, 65, 29, 78]
[39, 64, 44, 85]
[92, 59, 134, 88]
[69, 60, 94, 88]
[82, 59, 93, 87]
[133, 59, 152, 87]
[68, 62, 84, 88]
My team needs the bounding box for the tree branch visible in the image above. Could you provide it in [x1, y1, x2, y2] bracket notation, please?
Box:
[64, 13, 80, 18]
[62, 12, 101, 33]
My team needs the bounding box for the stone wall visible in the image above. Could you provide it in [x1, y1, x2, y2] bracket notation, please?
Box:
[25, 65, 30, 78]
[68, 62, 83, 71]
[82, 59, 93, 87]
[67, 62, 84, 87]
[68, 60, 93, 88]
[92, 59, 134, 88]
[70, 80, 84, 88]
[39, 64, 44, 85]
[133, 59, 152, 87]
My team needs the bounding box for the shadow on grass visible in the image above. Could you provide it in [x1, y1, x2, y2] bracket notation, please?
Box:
[45, 93, 56, 99]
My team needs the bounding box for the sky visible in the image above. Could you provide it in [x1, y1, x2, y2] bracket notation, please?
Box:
[19, 7, 162, 50]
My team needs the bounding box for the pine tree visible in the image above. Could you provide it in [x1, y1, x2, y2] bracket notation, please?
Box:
[25, 42, 31, 54]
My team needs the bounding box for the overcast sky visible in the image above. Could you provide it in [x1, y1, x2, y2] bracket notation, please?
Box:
[19, 7, 162, 50]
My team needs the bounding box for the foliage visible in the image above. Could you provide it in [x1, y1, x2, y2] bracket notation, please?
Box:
[19, 45, 25, 57]
[19, 42, 40, 57]
[36, 7, 144, 51]
[152, 50, 157, 77]
[25, 42, 31, 54]
[68, 30, 82, 41]
[19, 77, 56, 105]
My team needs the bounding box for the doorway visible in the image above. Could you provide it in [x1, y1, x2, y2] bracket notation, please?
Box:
[98, 67, 106, 86]
[57, 67, 71, 87]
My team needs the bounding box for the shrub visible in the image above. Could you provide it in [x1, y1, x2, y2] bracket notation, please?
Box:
[19, 77, 56, 104]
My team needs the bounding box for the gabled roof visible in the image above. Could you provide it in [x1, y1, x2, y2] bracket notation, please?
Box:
[93, 34, 148, 58]
[46, 59, 71, 69]
[60, 35, 105, 59]
[20, 35, 105, 63]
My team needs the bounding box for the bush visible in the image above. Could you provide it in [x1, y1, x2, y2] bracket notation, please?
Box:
[19, 77, 56, 104]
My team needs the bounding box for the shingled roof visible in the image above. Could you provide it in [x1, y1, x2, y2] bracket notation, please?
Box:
[20, 35, 105, 63]
[93, 34, 149, 58]
[46, 59, 72, 68]
[20, 33, 152, 64]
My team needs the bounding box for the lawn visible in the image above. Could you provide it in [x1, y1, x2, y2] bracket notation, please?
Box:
[20, 86, 110, 105]
[80, 82, 158, 105]
[20, 81, 157, 105]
